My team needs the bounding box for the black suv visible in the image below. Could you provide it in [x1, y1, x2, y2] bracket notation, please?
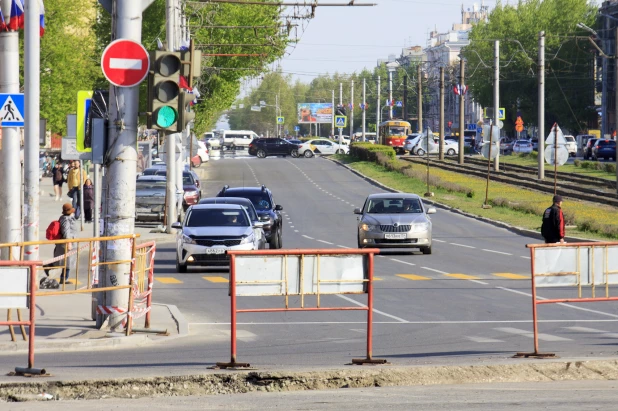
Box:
[217, 185, 283, 248]
[248, 138, 299, 158]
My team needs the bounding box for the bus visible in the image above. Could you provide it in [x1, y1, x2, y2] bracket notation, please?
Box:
[378, 120, 411, 153]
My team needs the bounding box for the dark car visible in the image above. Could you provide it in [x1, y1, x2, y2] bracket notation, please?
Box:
[591, 139, 616, 161]
[583, 138, 599, 160]
[135, 176, 183, 223]
[217, 185, 283, 248]
[248, 138, 299, 158]
[499, 138, 515, 155]
[139, 169, 201, 210]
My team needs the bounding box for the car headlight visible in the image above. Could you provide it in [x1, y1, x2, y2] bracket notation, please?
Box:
[361, 223, 380, 232]
[182, 234, 196, 244]
[411, 223, 430, 232]
[240, 233, 254, 244]
[184, 190, 198, 198]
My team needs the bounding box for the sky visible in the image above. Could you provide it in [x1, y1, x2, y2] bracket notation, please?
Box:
[275, 0, 480, 82]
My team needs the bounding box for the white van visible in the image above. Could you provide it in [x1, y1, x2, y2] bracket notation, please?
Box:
[352, 132, 377, 143]
[218, 130, 259, 150]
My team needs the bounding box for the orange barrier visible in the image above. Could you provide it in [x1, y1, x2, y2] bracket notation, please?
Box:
[215, 248, 387, 369]
[132, 241, 156, 330]
[517, 241, 618, 358]
[0, 260, 45, 376]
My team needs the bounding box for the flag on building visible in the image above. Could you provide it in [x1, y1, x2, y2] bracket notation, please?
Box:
[453, 84, 468, 95]
[386, 99, 395, 107]
[7, 0, 25, 31]
[39, 0, 45, 36]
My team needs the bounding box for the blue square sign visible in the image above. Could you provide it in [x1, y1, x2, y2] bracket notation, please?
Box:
[0, 94, 25, 127]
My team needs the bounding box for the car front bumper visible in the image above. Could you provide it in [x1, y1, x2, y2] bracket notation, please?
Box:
[358, 230, 431, 248]
[178, 242, 256, 266]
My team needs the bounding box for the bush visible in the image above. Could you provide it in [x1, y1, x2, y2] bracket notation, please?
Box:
[604, 163, 616, 173]
[350, 143, 396, 161]
[573, 159, 581, 167]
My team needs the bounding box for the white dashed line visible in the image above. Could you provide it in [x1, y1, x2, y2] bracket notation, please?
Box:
[317, 240, 334, 245]
[336, 295, 409, 323]
[294, 230, 299, 232]
[433, 239, 446, 243]
[469, 280, 489, 285]
[290, 226, 295, 228]
[302, 235, 315, 240]
[482, 249, 512, 255]
[451, 243, 476, 249]
[337, 245, 352, 249]
[421, 267, 448, 274]
[390, 259, 415, 266]
[520, 256, 531, 259]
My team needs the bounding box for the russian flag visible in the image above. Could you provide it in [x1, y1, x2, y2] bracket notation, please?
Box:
[7, 0, 24, 31]
[0, 7, 6, 31]
[39, 0, 45, 36]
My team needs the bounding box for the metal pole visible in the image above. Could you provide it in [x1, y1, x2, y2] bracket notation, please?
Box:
[104, 0, 143, 331]
[493, 40, 500, 172]
[331, 89, 335, 137]
[362, 78, 366, 142]
[94, 165, 101, 238]
[538, 31, 545, 180]
[403, 74, 408, 123]
[339, 82, 343, 142]
[24, 0, 41, 260]
[388, 70, 393, 119]
[79, 160, 85, 231]
[350, 81, 354, 138]
[458, 58, 465, 164]
[0, 27, 21, 260]
[275, 94, 278, 137]
[376, 76, 380, 143]
[166, 133, 176, 233]
[615, 27, 618, 194]
[417, 64, 423, 133]
[439, 67, 445, 160]
[554, 123, 558, 195]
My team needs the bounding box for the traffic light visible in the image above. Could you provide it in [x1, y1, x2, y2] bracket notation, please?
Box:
[336, 104, 346, 116]
[85, 90, 109, 150]
[177, 91, 195, 132]
[175, 49, 201, 132]
[148, 51, 181, 131]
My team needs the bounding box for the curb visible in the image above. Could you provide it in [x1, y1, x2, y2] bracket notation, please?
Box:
[0, 334, 151, 356]
[154, 303, 189, 336]
[326, 157, 598, 244]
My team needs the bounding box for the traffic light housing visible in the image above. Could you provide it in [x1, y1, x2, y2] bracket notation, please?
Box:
[148, 51, 181, 131]
[336, 104, 346, 117]
[177, 91, 195, 132]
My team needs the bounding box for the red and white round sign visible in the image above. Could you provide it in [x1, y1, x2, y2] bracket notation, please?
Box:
[101, 39, 150, 88]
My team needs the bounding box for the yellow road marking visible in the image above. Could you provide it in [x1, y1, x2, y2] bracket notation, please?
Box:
[372, 277, 383, 281]
[155, 277, 183, 284]
[445, 273, 480, 280]
[65, 279, 81, 285]
[203, 276, 229, 283]
[494, 273, 529, 280]
[397, 274, 432, 281]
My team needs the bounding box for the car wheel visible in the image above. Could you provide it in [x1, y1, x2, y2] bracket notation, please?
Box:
[192, 157, 202, 168]
[176, 258, 187, 273]
[422, 246, 432, 255]
[269, 227, 282, 249]
[257, 149, 266, 158]
[446, 148, 455, 155]
[336, 149, 345, 154]
[304, 150, 314, 158]
[416, 148, 425, 156]
[291, 149, 299, 158]
[357, 236, 364, 249]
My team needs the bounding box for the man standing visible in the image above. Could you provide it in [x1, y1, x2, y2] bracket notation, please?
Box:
[67, 161, 86, 218]
[541, 195, 565, 244]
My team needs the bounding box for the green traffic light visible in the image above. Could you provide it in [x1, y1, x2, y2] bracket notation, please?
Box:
[156, 106, 177, 128]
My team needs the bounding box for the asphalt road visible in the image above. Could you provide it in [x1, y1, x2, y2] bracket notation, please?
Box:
[1, 149, 617, 382]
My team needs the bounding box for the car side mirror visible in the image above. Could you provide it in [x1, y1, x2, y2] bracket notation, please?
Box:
[171, 222, 182, 229]
[426, 207, 437, 214]
[353, 208, 362, 215]
[275, 204, 283, 211]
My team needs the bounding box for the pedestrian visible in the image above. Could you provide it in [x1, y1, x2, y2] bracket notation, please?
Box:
[52, 162, 64, 201]
[83, 178, 94, 223]
[44, 203, 76, 283]
[67, 160, 86, 219]
[541, 195, 566, 244]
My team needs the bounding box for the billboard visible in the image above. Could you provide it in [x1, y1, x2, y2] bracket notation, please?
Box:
[297, 103, 333, 124]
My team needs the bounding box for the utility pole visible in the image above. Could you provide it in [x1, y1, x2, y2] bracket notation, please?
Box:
[350, 81, 354, 138]
[339, 82, 343, 142]
[439, 67, 445, 160]
[275, 94, 279, 136]
[417, 64, 423, 133]
[103, 0, 148, 331]
[165, 0, 177, 234]
[403, 75, 408, 122]
[615, 27, 618, 192]
[538, 31, 545, 180]
[362, 78, 366, 142]
[458, 57, 465, 164]
[388, 69, 393, 119]
[0, 3, 22, 260]
[24, 0, 41, 260]
[376, 76, 381, 143]
[493, 40, 500, 172]
[331, 89, 335, 137]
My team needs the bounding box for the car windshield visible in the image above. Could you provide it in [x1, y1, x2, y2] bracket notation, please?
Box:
[388, 127, 406, 136]
[186, 209, 249, 227]
[516, 140, 529, 144]
[364, 198, 423, 214]
[598, 140, 616, 146]
[136, 181, 166, 190]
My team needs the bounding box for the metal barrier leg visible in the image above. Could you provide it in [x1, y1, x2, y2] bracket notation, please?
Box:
[16, 309, 27, 341]
[7, 309, 16, 342]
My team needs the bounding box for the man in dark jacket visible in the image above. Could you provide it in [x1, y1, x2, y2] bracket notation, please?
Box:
[541, 195, 565, 244]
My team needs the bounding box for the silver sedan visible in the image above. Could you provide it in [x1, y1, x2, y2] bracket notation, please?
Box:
[354, 193, 436, 254]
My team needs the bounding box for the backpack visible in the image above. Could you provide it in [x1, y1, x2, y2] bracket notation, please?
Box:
[46, 220, 62, 240]
[39, 277, 59, 289]
[540, 207, 552, 240]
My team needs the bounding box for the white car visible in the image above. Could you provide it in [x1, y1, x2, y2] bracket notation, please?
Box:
[414, 138, 459, 156]
[512, 139, 533, 154]
[204, 137, 220, 150]
[403, 134, 421, 153]
[564, 135, 577, 157]
[298, 139, 349, 158]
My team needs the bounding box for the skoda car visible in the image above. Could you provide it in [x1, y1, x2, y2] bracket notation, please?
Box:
[172, 204, 264, 272]
[354, 193, 436, 254]
[297, 139, 349, 158]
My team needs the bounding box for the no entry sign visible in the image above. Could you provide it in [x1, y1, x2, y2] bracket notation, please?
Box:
[101, 39, 150, 88]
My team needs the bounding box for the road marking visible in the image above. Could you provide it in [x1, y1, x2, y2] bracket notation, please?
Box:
[302, 235, 315, 240]
[373, 277, 383, 281]
[336, 294, 409, 323]
[203, 276, 228, 283]
[494, 273, 529, 280]
[64, 279, 82, 285]
[563, 326, 618, 338]
[495, 327, 571, 341]
[450, 243, 476, 249]
[337, 245, 352, 249]
[397, 274, 431, 281]
[520, 256, 531, 259]
[421, 266, 448, 274]
[446, 273, 480, 280]
[155, 277, 183, 284]
[294, 230, 299, 232]
[469, 279, 489, 285]
[317, 240, 334, 245]
[433, 239, 446, 243]
[465, 336, 504, 343]
[290, 225, 295, 228]
[482, 249, 512, 255]
[390, 258, 415, 266]
[189, 319, 618, 326]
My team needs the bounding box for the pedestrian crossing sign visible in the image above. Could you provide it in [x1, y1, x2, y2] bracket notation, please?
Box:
[335, 115, 347, 127]
[276, 116, 285, 124]
[0, 93, 25, 127]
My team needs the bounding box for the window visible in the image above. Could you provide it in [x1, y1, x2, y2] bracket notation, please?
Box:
[186, 209, 249, 227]
[137, 181, 166, 190]
[365, 198, 422, 214]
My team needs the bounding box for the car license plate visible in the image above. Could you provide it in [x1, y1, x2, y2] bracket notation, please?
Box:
[385, 234, 406, 240]
[206, 248, 226, 255]
[136, 208, 151, 213]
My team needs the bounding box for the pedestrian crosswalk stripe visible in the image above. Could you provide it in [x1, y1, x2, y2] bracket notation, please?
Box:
[397, 274, 431, 281]
[373, 277, 383, 281]
[495, 327, 571, 341]
[445, 273, 480, 280]
[155, 277, 183, 284]
[203, 276, 229, 283]
[493, 273, 529, 280]
[65, 279, 82, 285]
[465, 336, 504, 343]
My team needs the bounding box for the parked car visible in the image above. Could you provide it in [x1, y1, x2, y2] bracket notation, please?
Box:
[172, 204, 264, 272]
[591, 139, 616, 161]
[530, 138, 539, 151]
[564, 135, 577, 157]
[354, 193, 436, 254]
[512, 139, 533, 154]
[413, 138, 459, 156]
[248, 137, 299, 158]
[499, 138, 515, 155]
[219, 130, 259, 150]
[204, 136, 220, 150]
[403, 134, 421, 154]
[217, 185, 283, 249]
[135, 176, 183, 223]
[190, 141, 209, 167]
[139, 169, 201, 210]
[297, 139, 349, 157]
[583, 138, 599, 160]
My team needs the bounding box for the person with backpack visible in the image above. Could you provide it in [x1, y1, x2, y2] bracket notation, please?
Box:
[52, 163, 64, 201]
[43, 203, 76, 283]
[541, 195, 566, 244]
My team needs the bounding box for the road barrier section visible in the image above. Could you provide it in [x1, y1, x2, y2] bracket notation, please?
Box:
[216, 248, 387, 369]
[0, 260, 44, 376]
[517, 241, 618, 358]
